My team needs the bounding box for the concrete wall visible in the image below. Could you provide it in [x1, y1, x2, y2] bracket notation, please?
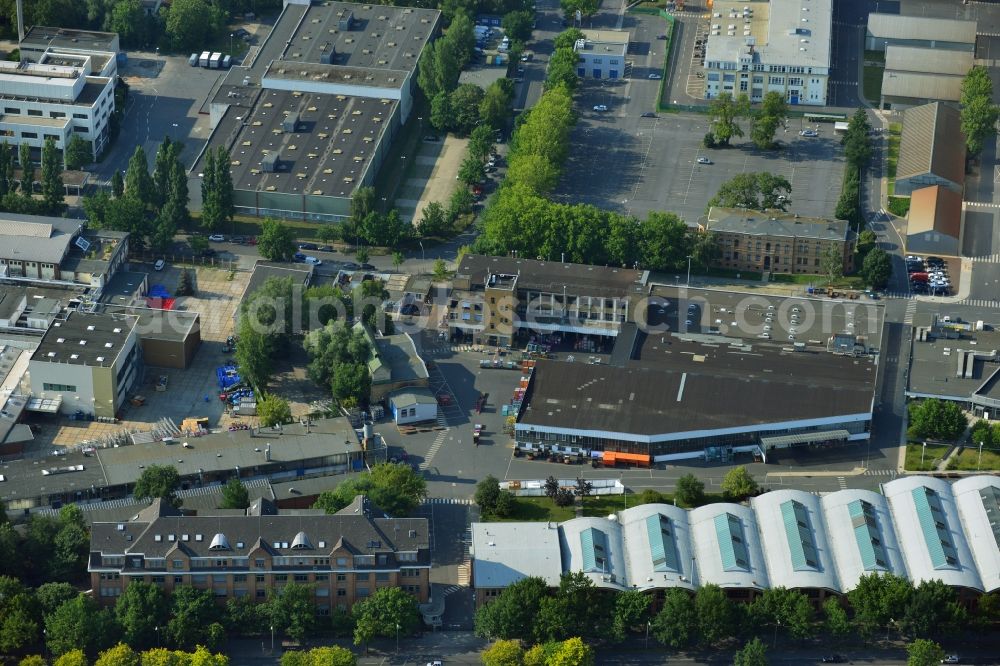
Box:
[28, 359, 95, 415]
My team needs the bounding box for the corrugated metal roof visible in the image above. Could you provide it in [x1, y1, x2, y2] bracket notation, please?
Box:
[897, 103, 966, 186]
[867, 13, 976, 44]
[885, 46, 973, 76]
[882, 71, 964, 102]
[953, 476, 1000, 593]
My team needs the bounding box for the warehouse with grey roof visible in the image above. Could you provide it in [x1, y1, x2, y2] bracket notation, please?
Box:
[196, 1, 440, 221]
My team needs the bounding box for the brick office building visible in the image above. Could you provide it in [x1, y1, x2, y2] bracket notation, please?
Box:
[89, 496, 430, 613]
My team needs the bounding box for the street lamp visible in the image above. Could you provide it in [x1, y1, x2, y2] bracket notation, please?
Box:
[230, 33, 234, 55]
[270, 625, 275, 652]
[686, 255, 693, 287]
[772, 619, 781, 648]
[396, 623, 401, 653]
[419, 240, 425, 261]
[154, 626, 160, 647]
[644, 620, 650, 649]
[886, 618, 893, 642]
[979, 440, 984, 471]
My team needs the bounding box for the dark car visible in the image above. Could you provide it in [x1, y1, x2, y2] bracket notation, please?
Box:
[231, 235, 246, 244]
[318, 245, 335, 252]
[821, 657, 846, 664]
[342, 262, 360, 270]
[424, 135, 440, 142]
[200, 248, 217, 258]
[657, 34, 668, 39]
[298, 242, 318, 251]
[641, 112, 657, 118]
[292, 252, 306, 263]
[360, 263, 375, 270]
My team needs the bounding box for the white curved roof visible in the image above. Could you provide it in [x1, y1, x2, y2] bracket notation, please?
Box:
[952, 476, 1000, 593]
[291, 530, 313, 550]
[821, 489, 907, 592]
[883, 476, 983, 591]
[620, 503, 696, 592]
[689, 502, 768, 590]
[208, 532, 230, 550]
[560, 517, 628, 590]
[752, 490, 840, 592]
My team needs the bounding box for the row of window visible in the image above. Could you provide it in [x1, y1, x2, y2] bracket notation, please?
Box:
[43, 383, 78, 392]
[719, 63, 816, 74]
[725, 252, 823, 267]
[3, 106, 89, 120]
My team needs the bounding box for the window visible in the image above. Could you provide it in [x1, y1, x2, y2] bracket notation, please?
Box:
[336, 589, 347, 597]
[316, 574, 329, 581]
[4, 107, 19, 114]
[174, 576, 183, 584]
[49, 111, 65, 119]
[256, 575, 265, 583]
[234, 574, 247, 582]
[43, 383, 77, 392]
[192, 575, 207, 584]
[151, 576, 165, 584]
[356, 587, 370, 598]
[336, 557, 348, 567]
[256, 589, 265, 598]
[294, 574, 308, 582]
[172, 559, 184, 569]
[254, 558, 265, 568]
[273, 574, 288, 582]
[73, 127, 87, 133]
[336, 573, 347, 582]
[73, 113, 87, 119]
[375, 572, 391, 582]
[27, 109, 42, 116]
[21, 132, 37, 139]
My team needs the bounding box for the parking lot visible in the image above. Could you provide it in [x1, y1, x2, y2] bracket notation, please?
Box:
[555, 94, 847, 223]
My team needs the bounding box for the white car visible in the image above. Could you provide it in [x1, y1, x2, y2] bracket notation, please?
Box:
[696, 156, 712, 164]
[906, 255, 923, 262]
[593, 104, 608, 112]
[208, 234, 225, 242]
[304, 256, 322, 265]
[154, 259, 165, 271]
[942, 656, 960, 664]
[648, 73, 662, 79]
[800, 129, 818, 137]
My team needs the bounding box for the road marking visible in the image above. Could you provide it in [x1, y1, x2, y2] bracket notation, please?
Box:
[420, 429, 449, 471]
[837, 477, 847, 490]
[903, 301, 917, 325]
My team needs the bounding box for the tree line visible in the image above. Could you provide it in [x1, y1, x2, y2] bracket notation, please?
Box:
[705, 91, 788, 151]
[0, 138, 66, 216]
[474, 571, 996, 658]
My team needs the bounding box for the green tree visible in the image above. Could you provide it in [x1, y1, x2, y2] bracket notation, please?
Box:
[168, 586, 221, 650]
[258, 393, 292, 427]
[433, 258, 449, 280]
[125, 145, 154, 208]
[502, 10, 534, 41]
[0, 143, 15, 198]
[675, 473, 705, 507]
[287, 647, 355, 666]
[481, 639, 524, 666]
[907, 639, 945, 666]
[721, 466, 758, 500]
[94, 643, 139, 666]
[107, 0, 148, 48]
[257, 218, 296, 262]
[352, 587, 420, 650]
[475, 475, 502, 517]
[46, 594, 121, 658]
[111, 170, 124, 198]
[175, 269, 194, 297]
[750, 587, 815, 640]
[219, 477, 250, 510]
[214, 146, 234, 225]
[908, 399, 968, 441]
[133, 465, 181, 507]
[750, 91, 788, 150]
[418, 201, 448, 237]
[708, 93, 750, 146]
[610, 589, 652, 642]
[115, 582, 170, 649]
[847, 573, 913, 637]
[640, 211, 690, 271]
[35, 582, 77, 615]
[468, 124, 497, 163]
[844, 108, 873, 168]
[164, 0, 221, 52]
[560, 0, 600, 19]
[19, 142, 33, 194]
[822, 598, 851, 637]
[234, 312, 274, 391]
[554, 28, 585, 50]
[391, 251, 404, 271]
[474, 576, 548, 641]
[449, 187, 475, 220]
[20, 657, 46, 666]
[53, 650, 88, 666]
[450, 84, 486, 136]
[479, 79, 514, 131]
[41, 137, 64, 212]
[199, 148, 221, 231]
[459, 155, 486, 186]
[0, 593, 40, 654]
[690, 230, 720, 270]
[265, 583, 315, 644]
[902, 579, 966, 639]
[545, 48, 580, 91]
[64, 135, 91, 170]
[652, 588, 697, 649]
[695, 584, 736, 646]
[313, 462, 426, 516]
[820, 246, 844, 285]
[535, 573, 611, 642]
[355, 246, 370, 265]
[546, 637, 594, 666]
[707, 172, 791, 212]
[152, 137, 174, 209]
[733, 637, 767, 666]
[960, 66, 999, 157]
[861, 247, 892, 289]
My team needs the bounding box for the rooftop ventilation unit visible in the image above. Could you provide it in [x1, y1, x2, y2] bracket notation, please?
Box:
[339, 11, 354, 31]
[261, 152, 280, 173]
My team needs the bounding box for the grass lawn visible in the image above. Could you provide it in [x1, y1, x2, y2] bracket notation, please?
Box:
[864, 50, 886, 63]
[581, 495, 630, 516]
[495, 496, 577, 522]
[373, 97, 430, 213]
[886, 122, 902, 196]
[862, 65, 884, 105]
[947, 446, 1000, 471]
[904, 442, 952, 471]
[190, 213, 326, 241]
[769, 273, 867, 289]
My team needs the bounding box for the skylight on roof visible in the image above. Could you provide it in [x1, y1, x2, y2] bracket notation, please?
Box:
[714, 512, 751, 572]
[848, 499, 889, 571]
[647, 514, 680, 573]
[979, 485, 1000, 550]
[580, 527, 609, 573]
[780, 500, 820, 571]
[912, 486, 959, 570]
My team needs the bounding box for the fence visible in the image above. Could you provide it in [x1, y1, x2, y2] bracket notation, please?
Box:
[129, 252, 241, 271]
[501, 478, 625, 496]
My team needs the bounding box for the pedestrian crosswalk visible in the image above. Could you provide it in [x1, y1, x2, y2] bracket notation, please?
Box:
[962, 298, 1000, 309]
[971, 253, 1000, 263]
[903, 300, 917, 325]
[423, 497, 473, 505]
[864, 468, 898, 477]
[884, 291, 913, 300]
[439, 584, 463, 597]
[420, 430, 449, 471]
[837, 477, 847, 490]
[963, 200, 1000, 209]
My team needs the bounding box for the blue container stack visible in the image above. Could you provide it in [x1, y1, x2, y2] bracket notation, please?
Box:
[216, 364, 241, 389]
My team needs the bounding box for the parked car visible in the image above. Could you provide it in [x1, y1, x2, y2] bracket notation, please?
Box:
[593, 104, 608, 111]
[318, 245, 335, 252]
[200, 248, 217, 258]
[657, 34, 668, 39]
[154, 259, 165, 271]
[424, 135, 440, 142]
[298, 242, 318, 250]
[821, 657, 845, 664]
[208, 234, 225, 242]
[799, 129, 819, 137]
[696, 156, 712, 164]
[231, 235, 246, 244]
[641, 112, 657, 118]
[942, 655, 960, 664]
[304, 256, 322, 265]
[360, 263, 375, 270]
[292, 252, 306, 263]
[648, 73, 662, 79]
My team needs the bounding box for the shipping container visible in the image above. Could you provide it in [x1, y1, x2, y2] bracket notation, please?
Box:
[199, 51, 211, 67]
[209, 53, 223, 69]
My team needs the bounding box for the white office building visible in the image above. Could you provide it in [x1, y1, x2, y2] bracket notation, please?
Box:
[573, 29, 630, 79]
[704, 0, 831, 106]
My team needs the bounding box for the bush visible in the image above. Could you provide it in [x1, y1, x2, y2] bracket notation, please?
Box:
[887, 196, 910, 217]
[703, 132, 717, 149]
